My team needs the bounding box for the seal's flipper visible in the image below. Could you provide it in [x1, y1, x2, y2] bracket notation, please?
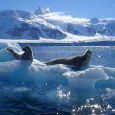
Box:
[45, 61, 55, 65]
[7, 47, 21, 60]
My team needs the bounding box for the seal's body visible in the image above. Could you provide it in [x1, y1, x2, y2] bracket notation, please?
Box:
[46, 50, 92, 69]
[7, 46, 33, 62]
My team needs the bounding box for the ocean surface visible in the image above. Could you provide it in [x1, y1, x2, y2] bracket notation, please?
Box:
[0, 45, 115, 115]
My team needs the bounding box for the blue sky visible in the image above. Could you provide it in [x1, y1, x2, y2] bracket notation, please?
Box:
[0, 0, 115, 18]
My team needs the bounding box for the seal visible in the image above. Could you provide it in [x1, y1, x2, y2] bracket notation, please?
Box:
[7, 45, 33, 62]
[46, 49, 92, 69]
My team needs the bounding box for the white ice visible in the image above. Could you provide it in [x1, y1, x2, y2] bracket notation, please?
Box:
[0, 42, 114, 105]
[0, 42, 114, 92]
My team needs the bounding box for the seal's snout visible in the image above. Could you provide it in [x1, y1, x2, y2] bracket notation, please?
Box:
[86, 50, 92, 56]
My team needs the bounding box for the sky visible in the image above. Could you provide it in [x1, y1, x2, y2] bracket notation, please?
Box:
[0, 0, 115, 18]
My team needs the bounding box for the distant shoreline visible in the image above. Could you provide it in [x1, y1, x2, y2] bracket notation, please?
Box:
[0, 39, 114, 46]
[19, 41, 115, 46]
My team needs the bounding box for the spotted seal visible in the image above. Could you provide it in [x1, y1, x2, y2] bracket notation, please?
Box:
[46, 49, 92, 69]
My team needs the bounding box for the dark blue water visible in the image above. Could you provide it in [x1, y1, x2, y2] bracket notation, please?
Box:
[0, 45, 115, 115]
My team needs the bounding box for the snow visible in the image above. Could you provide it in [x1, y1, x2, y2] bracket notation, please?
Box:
[0, 9, 115, 41]
[0, 34, 114, 45]
[42, 12, 90, 24]
[34, 7, 51, 15]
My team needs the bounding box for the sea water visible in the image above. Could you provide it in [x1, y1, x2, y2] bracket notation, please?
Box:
[0, 44, 115, 115]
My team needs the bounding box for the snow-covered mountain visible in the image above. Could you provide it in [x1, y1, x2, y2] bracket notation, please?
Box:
[0, 7, 115, 41]
[0, 9, 66, 39]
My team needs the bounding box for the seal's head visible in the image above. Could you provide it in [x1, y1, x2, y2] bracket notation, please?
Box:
[85, 49, 92, 57]
[22, 46, 32, 54]
[22, 45, 33, 61]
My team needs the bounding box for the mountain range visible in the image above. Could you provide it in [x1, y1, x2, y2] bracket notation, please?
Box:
[0, 7, 115, 41]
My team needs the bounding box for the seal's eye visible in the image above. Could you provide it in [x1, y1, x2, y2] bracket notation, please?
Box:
[89, 51, 92, 55]
[87, 50, 92, 55]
